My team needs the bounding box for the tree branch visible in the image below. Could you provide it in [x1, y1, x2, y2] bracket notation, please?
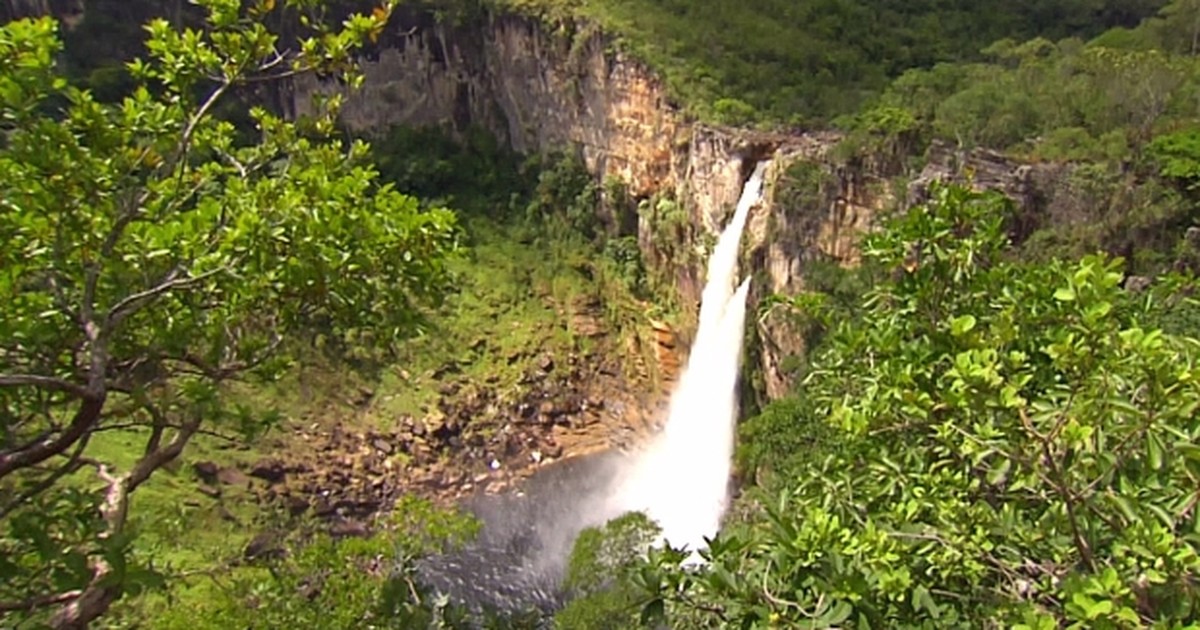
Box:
[106, 267, 226, 328]
[1021, 407, 1096, 571]
[48, 464, 123, 629]
[0, 374, 88, 398]
[49, 416, 201, 628]
[89, 420, 242, 445]
[0, 395, 104, 482]
[143, 401, 166, 456]
[171, 78, 233, 172]
[0, 590, 82, 614]
[130, 415, 201, 490]
[0, 432, 92, 519]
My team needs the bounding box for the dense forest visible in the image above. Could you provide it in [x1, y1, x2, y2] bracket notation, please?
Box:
[494, 0, 1173, 124]
[2, 0, 1200, 628]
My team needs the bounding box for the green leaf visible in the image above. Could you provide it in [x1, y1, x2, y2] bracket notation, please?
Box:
[950, 314, 977, 337]
[639, 598, 665, 625]
[1148, 431, 1164, 471]
[912, 585, 940, 618]
[817, 600, 853, 626]
[1054, 286, 1077, 302]
[987, 458, 1012, 485]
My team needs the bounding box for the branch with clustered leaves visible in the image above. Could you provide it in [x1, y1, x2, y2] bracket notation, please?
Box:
[0, 1, 460, 627]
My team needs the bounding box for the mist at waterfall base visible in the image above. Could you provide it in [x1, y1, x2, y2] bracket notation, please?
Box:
[415, 163, 767, 618]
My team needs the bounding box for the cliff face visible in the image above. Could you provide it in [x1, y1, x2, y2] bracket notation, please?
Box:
[293, 15, 683, 200]
[290, 11, 919, 401]
[1, 0, 82, 24]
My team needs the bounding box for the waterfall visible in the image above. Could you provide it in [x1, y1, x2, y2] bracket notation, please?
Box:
[606, 161, 767, 558]
[414, 163, 769, 617]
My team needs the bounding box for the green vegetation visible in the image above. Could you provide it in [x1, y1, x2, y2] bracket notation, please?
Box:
[493, 0, 1166, 125]
[0, 1, 467, 625]
[0, 4, 661, 621]
[555, 512, 660, 629]
[846, 12, 1200, 158]
[604, 184, 1200, 627]
[370, 123, 667, 389]
[822, 0, 1200, 275]
[142, 496, 485, 628]
[8, 0, 1200, 626]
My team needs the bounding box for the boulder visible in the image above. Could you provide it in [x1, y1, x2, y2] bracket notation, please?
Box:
[244, 532, 286, 561]
[1124, 275, 1153, 293]
[249, 458, 287, 484]
[192, 461, 219, 484]
[284, 495, 310, 516]
[216, 467, 249, 487]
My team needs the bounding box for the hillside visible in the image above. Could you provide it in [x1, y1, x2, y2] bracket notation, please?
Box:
[492, 0, 1167, 124]
[23, 0, 1171, 126]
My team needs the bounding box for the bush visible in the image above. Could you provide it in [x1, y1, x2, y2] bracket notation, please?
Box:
[555, 513, 660, 630]
[711, 98, 757, 126]
[602, 235, 648, 297]
[635, 183, 1200, 628]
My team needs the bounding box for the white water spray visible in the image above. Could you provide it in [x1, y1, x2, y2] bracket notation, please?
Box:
[606, 161, 768, 557]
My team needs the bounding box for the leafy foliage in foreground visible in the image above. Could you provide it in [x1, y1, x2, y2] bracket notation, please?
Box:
[0, 1, 458, 626]
[638, 184, 1200, 627]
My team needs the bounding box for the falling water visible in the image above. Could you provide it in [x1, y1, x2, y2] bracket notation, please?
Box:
[605, 160, 768, 557]
[414, 162, 769, 620]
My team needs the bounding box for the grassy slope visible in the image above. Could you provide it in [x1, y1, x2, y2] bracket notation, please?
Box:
[496, 0, 1166, 125]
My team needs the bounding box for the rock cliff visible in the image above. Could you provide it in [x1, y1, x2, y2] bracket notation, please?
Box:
[293, 14, 683, 200]
[293, 9, 1083, 403]
[1, 0, 81, 25]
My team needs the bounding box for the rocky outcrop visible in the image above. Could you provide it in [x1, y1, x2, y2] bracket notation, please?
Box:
[191, 345, 666, 531]
[745, 143, 904, 398]
[909, 139, 1076, 241]
[294, 14, 683, 201]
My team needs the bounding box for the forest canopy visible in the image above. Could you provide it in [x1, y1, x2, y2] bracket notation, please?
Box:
[493, 0, 1171, 124]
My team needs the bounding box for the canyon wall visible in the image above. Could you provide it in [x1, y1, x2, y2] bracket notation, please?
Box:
[2, 0, 76, 19]
[293, 15, 683, 200]
[293, 10, 1082, 402]
[290, 12, 885, 400]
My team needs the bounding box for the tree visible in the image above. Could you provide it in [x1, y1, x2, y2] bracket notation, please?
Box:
[555, 512, 661, 630]
[0, 1, 459, 626]
[637, 184, 1200, 627]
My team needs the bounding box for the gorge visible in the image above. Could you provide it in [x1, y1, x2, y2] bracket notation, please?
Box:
[415, 162, 766, 616]
[5, 1, 1200, 627]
